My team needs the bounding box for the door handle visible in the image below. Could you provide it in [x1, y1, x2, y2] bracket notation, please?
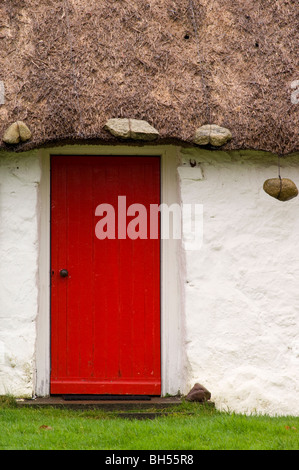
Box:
[60, 269, 69, 278]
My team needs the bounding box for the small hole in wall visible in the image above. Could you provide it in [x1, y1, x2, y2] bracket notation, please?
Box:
[255, 41, 259, 48]
[184, 33, 190, 40]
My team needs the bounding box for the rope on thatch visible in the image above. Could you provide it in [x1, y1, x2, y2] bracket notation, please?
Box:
[187, 0, 211, 124]
[0, 81, 5, 105]
[7, 0, 22, 123]
[62, 0, 84, 138]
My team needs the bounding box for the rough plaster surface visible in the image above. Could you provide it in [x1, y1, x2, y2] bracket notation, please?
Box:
[179, 149, 299, 416]
[0, 152, 40, 396]
[0, 148, 298, 416]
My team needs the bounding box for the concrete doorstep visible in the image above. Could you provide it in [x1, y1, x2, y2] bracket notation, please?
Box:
[15, 396, 215, 419]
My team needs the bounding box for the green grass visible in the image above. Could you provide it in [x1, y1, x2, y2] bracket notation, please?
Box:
[0, 397, 298, 450]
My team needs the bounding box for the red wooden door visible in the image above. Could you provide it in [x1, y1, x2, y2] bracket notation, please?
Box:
[50, 156, 161, 395]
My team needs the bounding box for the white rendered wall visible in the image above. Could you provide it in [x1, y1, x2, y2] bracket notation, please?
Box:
[0, 146, 183, 399]
[0, 146, 298, 416]
[179, 149, 299, 416]
[0, 151, 40, 396]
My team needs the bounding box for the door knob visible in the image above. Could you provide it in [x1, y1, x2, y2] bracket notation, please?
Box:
[60, 269, 69, 278]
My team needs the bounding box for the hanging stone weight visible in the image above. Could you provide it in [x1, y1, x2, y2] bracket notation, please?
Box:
[263, 178, 298, 202]
[193, 124, 232, 147]
[3, 121, 32, 145]
[104, 118, 159, 141]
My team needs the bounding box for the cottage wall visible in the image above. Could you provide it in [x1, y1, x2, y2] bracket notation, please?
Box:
[180, 148, 299, 416]
[0, 151, 40, 396]
[0, 146, 298, 415]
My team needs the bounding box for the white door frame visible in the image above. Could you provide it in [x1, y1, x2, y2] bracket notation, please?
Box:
[35, 144, 185, 397]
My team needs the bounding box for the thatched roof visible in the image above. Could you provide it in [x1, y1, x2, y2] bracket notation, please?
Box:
[0, 0, 298, 155]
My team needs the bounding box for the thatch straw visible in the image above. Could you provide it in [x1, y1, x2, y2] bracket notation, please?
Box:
[0, 0, 298, 154]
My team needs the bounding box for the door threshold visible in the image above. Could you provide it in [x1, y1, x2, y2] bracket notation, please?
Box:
[16, 396, 184, 411]
[61, 394, 152, 401]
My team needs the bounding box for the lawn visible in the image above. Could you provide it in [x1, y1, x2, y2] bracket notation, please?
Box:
[0, 397, 298, 450]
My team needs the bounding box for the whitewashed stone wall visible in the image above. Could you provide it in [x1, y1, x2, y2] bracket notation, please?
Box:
[179, 149, 299, 416]
[0, 151, 40, 396]
[0, 146, 298, 416]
